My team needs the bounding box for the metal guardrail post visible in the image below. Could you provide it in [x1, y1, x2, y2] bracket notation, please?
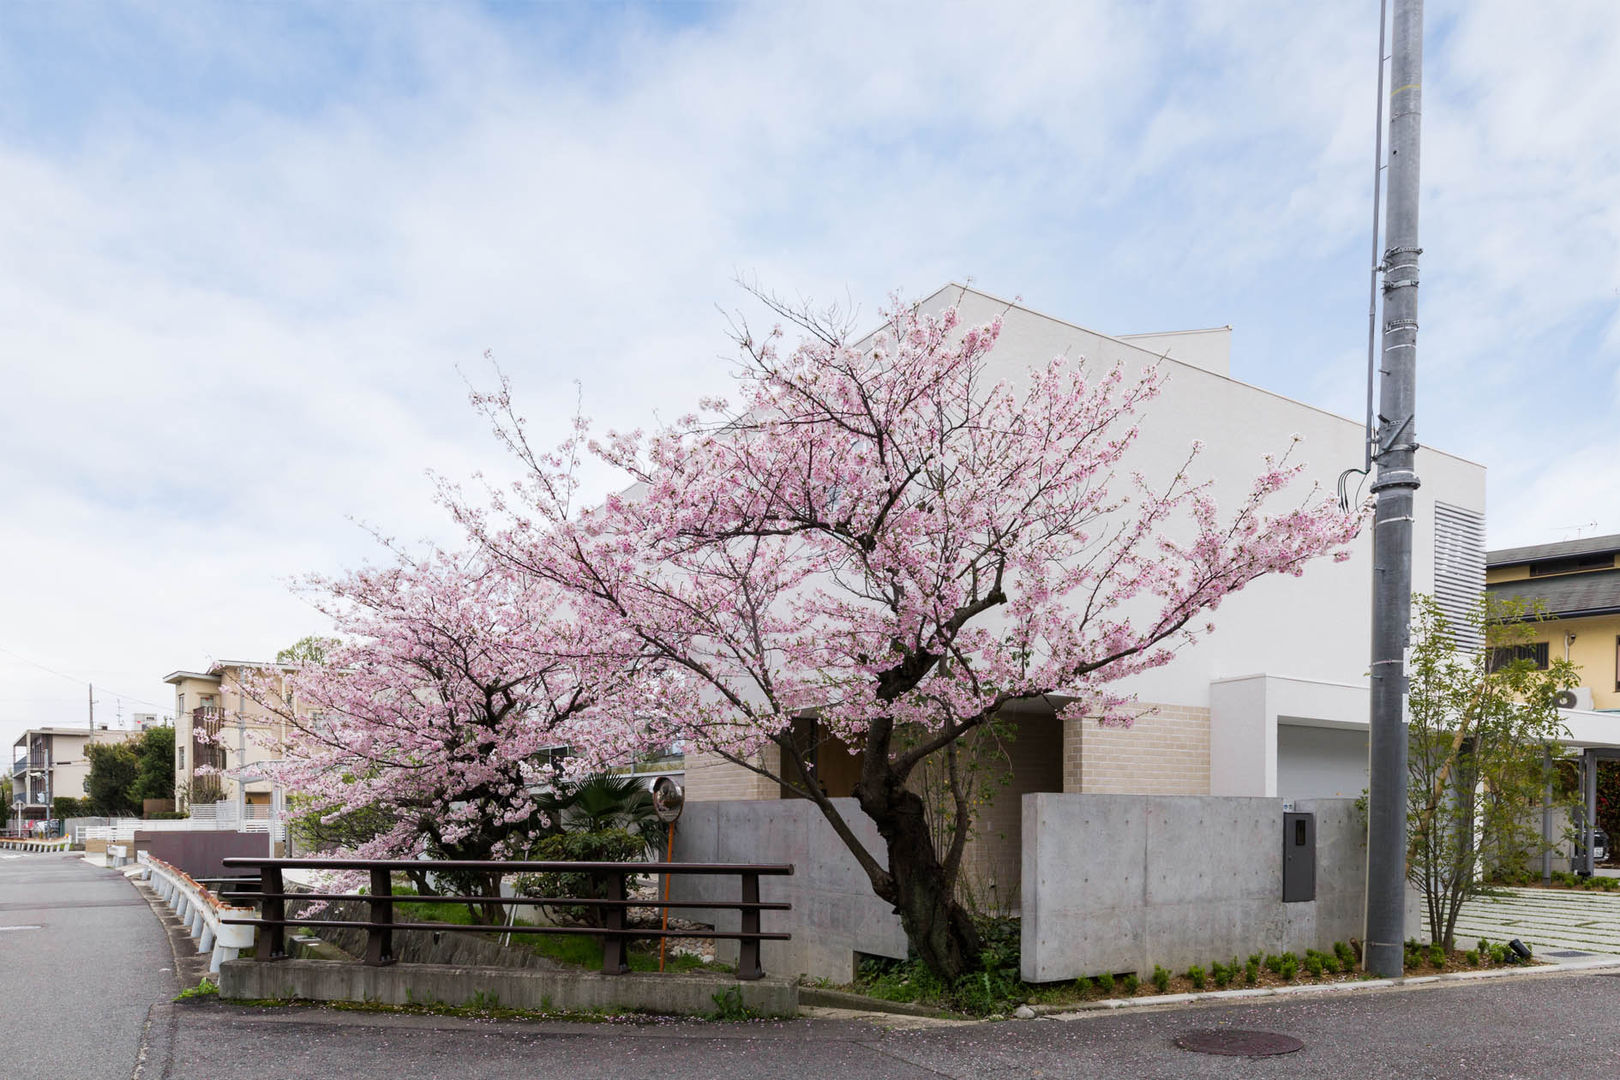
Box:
[600, 871, 629, 975]
[737, 871, 763, 981]
[260, 865, 287, 961]
[365, 868, 395, 966]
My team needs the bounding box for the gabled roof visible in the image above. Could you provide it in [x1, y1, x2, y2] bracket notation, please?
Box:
[162, 670, 221, 684]
[1487, 533, 1620, 569]
[1486, 567, 1620, 619]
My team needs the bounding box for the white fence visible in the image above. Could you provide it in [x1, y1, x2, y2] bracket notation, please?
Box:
[77, 799, 287, 844]
[0, 836, 73, 853]
[136, 851, 258, 973]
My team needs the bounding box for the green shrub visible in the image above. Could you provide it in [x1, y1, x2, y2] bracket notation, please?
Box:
[1490, 944, 1509, 965]
[1244, 958, 1260, 984]
[174, 978, 219, 1001]
[1333, 941, 1356, 968]
[1477, 938, 1491, 956]
[1465, 949, 1480, 965]
[710, 986, 753, 1021]
[1186, 965, 1206, 990]
[1152, 965, 1171, 993]
[1278, 954, 1298, 980]
[1074, 976, 1093, 996]
[1264, 954, 1282, 974]
[1095, 971, 1115, 994]
[1211, 962, 1231, 988]
[1305, 954, 1324, 977]
[52, 796, 92, 819]
[513, 829, 646, 927]
[1428, 944, 1446, 968]
[1121, 973, 1139, 995]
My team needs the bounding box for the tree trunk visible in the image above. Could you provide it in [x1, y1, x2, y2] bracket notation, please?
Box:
[858, 779, 982, 981]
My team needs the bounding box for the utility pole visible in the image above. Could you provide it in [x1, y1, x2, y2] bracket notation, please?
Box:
[88, 683, 95, 745]
[1365, 0, 1424, 978]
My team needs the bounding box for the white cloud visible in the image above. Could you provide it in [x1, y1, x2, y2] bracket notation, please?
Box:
[1, 1, 1617, 745]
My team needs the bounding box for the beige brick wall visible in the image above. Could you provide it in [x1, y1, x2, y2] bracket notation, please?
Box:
[956, 712, 1063, 912]
[1066, 704, 1211, 795]
[683, 745, 783, 802]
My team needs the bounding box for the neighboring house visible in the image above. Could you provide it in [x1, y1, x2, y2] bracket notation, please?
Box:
[682, 284, 1489, 895]
[1485, 533, 1620, 712]
[164, 661, 310, 812]
[8, 726, 133, 826]
[1486, 533, 1620, 871]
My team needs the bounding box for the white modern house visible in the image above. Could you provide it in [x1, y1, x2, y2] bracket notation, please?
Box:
[683, 284, 1487, 890]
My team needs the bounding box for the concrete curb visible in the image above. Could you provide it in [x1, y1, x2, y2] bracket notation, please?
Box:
[797, 986, 963, 1019]
[1028, 955, 1620, 1020]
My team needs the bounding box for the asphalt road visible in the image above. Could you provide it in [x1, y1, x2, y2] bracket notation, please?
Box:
[0, 851, 177, 1080]
[6, 852, 1620, 1079]
[148, 969, 1620, 1079]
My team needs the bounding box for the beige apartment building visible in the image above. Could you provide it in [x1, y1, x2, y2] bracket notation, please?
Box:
[9, 725, 134, 825]
[164, 660, 310, 811]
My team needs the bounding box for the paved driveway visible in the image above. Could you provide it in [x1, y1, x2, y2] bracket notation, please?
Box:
[1450, 886, 1620, 958]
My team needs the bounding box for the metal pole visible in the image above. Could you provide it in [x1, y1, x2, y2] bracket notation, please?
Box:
[1584, 749, 1598, 876]
[1364, 0, 1424, 978]
[1542, 746, 1553, 883]
[238, 679, 248, 826]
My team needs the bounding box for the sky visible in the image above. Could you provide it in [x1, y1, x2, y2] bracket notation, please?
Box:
[2, 0, 1618, 747]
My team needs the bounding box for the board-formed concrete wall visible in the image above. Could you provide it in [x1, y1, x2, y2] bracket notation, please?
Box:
[1020, 794, 1401, 982]
[668, 798, 906, 982]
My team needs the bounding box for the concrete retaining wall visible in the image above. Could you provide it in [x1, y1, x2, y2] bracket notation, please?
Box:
[668, 798, 906, 983]
[1020, 794, 1417, 982]
[219, 959, 797, 1017]
[300, 897, 559, 969]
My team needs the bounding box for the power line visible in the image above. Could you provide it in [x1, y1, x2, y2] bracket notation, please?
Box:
[0, 644, 171, 713]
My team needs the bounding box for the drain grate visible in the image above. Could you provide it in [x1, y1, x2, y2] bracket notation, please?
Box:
[1176, 1030, 1304, 1057]
[1546, 950, 1593, 958]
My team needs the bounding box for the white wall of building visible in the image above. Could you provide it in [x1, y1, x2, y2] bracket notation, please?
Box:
[925, 286, 1486, 716]
[1276, 724, 1370, 800]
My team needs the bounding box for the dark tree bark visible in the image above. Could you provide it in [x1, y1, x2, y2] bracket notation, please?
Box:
[856, 776, 982, 981]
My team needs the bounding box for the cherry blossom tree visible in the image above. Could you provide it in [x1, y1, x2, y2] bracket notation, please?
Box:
[252, 545, 643, 922]
[463, 290, 1364, 976]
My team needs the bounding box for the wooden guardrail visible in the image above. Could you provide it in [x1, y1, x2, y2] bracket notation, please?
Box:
[221, 857, 794, 980]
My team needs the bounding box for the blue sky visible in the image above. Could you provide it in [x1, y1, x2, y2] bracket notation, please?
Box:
[2, 0, 1618, 742]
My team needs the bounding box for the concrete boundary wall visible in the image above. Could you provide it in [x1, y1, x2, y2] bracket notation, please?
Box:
[220, 959, 797, 1017]
[1021, 794, 1408, 982]
[668, 798, 906, 983]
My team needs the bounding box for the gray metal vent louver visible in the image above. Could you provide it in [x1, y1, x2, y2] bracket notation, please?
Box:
[1434, 502, 1486, 652]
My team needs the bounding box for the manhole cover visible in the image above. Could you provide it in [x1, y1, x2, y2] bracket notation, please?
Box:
[1176, 1030, 1304, 1057]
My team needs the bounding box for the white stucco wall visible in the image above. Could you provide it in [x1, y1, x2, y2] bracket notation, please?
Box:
[1276, 724, 1370, 800]
[919, 285, 1487, 713]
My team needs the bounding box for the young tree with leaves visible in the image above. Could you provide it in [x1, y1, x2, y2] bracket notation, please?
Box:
[1406, 593, 1577, 950]
[460, 292, 1363, 978]
[84, 741, 142, 817]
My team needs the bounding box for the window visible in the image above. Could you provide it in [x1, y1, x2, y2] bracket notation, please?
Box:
[1488, 642, 1549, 672]
[1528, 553, 1615, 577]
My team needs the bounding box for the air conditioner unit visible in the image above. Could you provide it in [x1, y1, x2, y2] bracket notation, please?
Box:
[1554, 687, 1595, 711]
